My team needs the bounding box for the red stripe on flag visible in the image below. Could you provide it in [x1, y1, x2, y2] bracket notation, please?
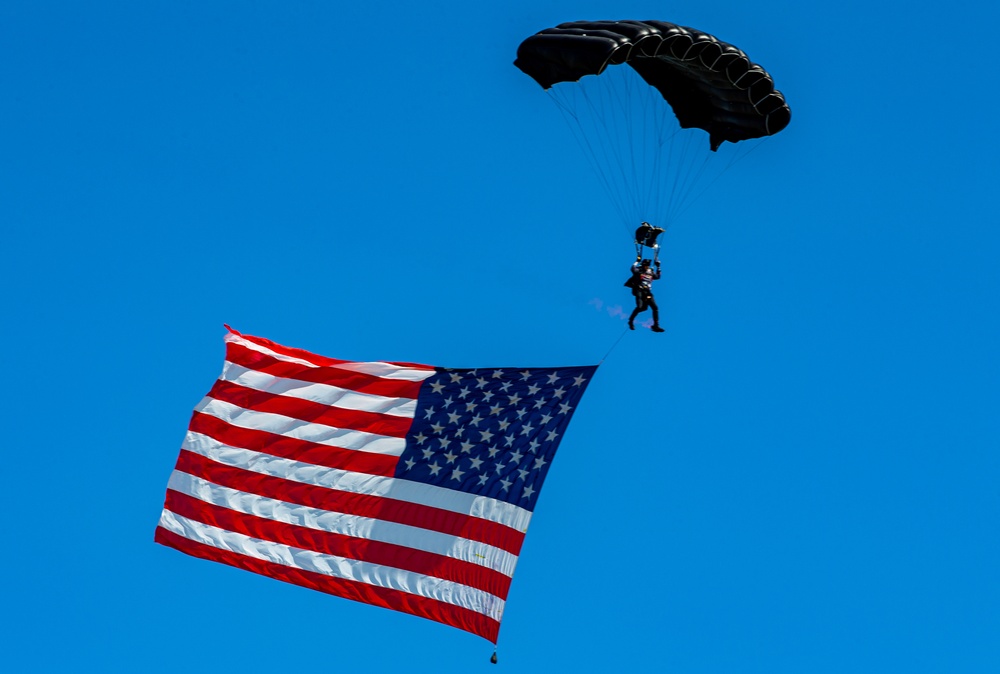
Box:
[189, 412, 399, 477]
[206, 379, 413, 438]
[225, 342, 426, 398]
[226, 327, 435, 372]
[176, 451, 527, 555]
[165, 490, 512, 599]
[154, 526, 500, 643]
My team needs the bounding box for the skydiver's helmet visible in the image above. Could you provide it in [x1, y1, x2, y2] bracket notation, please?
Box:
[640, 259, 651, 267]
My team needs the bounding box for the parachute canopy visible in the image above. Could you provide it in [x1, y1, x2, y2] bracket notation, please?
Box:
[514, 20, 791, 151]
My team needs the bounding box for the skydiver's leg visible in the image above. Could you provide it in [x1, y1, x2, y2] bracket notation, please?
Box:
[649, 294, 665, 332]
[628, 291, 645, 329]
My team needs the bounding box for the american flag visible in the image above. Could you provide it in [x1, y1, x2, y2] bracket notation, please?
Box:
[155, 327, 597, 643]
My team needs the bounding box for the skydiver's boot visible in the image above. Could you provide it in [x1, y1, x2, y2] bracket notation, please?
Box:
[651, 306, 664, 332]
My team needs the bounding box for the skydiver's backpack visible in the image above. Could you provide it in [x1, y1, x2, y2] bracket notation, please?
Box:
[624, 272, 639, 289]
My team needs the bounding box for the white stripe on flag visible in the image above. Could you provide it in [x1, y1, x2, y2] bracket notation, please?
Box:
[167, 470, 519, 577]
[194, 397, 408, 455]
[220, 362, 419, 417]
[324, 361, 436, 380]
[182, 431, 533, 532]
[158, 509, 506, 622]
[226, 333, 436, 382]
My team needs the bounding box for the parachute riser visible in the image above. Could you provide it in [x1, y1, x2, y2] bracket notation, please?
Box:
[634, 242, 660, 264]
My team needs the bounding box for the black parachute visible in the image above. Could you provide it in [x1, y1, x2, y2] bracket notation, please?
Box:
[514, 20, 791, 231]
[515, 20, 790, 152]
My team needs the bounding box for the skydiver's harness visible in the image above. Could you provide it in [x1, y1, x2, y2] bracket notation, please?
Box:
[625, 263, 660, 296]
[631, 265, 658, 289]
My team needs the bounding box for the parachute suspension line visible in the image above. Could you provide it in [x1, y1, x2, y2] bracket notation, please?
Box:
[629, 70, 653, 224]
[550, 69, 663, 236]
[668, 138, 769, 224]
[620, 67, 647, 222]
[613, 65, 718, 232]
[549, 67, 769, 241]
[645, 85, 671, 226]
[650, 76, 680, 228]
[587, 70, 645, 237]
[646, 78, 683, 229]
[607, 84, 643, 239]
[548, 88, 633, 239]
[578, 67, 630, 224]
[663, 131, 712, 225]
[615, 66, 670, 229]
[666, 129, 701, 222]
[722, 136, 768, 172]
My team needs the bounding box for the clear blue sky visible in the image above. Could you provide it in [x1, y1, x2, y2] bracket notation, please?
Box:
[3, 2, 998, 672]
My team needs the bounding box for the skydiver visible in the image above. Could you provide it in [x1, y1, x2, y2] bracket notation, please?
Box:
[626, 256, 665, 332]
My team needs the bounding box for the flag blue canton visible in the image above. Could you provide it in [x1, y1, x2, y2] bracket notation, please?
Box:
[395, 365, 597, 511]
